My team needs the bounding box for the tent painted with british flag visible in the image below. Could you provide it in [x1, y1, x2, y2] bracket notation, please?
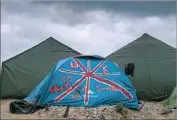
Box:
[24, 55, 139, 109]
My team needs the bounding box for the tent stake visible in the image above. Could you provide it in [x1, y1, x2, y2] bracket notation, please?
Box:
[62, 106, 70, 118]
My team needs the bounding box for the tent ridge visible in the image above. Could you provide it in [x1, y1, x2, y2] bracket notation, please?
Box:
[2, 37, 81, 64]
[49, 37, 81, 55]
[106, 33, 176, 58]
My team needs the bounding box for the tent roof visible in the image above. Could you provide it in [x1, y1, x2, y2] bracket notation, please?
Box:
[2, 37, 81, 64]
[107, 33, 176, 59]
[74, 55, 105, 59]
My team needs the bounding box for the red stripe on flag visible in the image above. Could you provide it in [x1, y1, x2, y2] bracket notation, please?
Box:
[91, 75, 133, 99]
[91, 60, 105, 74]
[55, 76, 86, 102]
[74, 58, 87, 72]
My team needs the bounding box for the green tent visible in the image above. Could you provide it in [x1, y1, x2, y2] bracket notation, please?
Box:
[107, 33, 176, 101]
[163, 86, 177, 109]
[0, 37, 80, 99]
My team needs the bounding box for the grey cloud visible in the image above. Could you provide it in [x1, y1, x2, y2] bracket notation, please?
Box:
[34, 1, 176, 16]
[1, 1, 176, 62]
[2, 1, 176, 26]
[1, 1, 89, 26]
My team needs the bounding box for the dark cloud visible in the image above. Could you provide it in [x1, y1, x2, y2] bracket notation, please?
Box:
[1, 0, 176, 61]
[33, 1, 176, 16]
[1, 0, 89, 26]
[1, 1, 176, 26]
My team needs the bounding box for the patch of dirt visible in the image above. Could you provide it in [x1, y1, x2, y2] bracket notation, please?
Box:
[1, 99, 176, 119]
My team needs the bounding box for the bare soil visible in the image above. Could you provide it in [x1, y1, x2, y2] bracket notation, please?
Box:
[1, 99, 176, 119]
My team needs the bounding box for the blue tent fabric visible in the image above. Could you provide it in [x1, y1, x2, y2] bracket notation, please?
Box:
[24, 55, 139, 109]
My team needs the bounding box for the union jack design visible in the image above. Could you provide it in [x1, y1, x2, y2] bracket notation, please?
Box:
[55, 58, 133, 105]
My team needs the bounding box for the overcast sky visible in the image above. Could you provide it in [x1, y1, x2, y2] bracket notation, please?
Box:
[1, 1, 176, 62]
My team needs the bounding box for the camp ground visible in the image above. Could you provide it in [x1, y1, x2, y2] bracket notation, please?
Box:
[0, 34, 176, 119]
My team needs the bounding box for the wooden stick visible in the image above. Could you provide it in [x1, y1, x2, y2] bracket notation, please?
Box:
[62, 106, 70, 118]
[102, 108, 107, 112]
[161, 109, 173, 115]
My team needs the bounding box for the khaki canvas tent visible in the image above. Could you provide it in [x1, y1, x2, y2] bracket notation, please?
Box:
[163, 86, 177, 109]
[107, 33, 176, 101]
[0, 37, 80, 99]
